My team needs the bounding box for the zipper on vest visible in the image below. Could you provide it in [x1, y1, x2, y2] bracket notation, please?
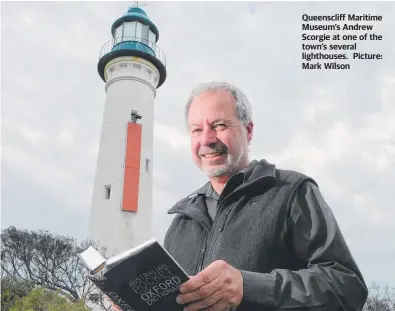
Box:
[197, 246, 206, 273]
[196, 199, 230, 270]
[202, 196, 237, 266]
[195, 189, 239, 274]
[195, 233, 209, 274]
[195, 202, 226, 274]
[218, 210, 231, 232]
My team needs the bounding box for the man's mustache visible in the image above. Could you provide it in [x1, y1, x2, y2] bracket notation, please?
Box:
[198, 144, 228, 156]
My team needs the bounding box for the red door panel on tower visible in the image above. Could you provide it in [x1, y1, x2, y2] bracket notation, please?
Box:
[122, 122, 142, 212]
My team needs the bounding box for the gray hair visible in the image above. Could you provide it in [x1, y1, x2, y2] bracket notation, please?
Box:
[184, 82, 253, 128]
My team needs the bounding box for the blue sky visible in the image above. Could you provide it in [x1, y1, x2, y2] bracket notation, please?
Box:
[2, 1, 395, 289]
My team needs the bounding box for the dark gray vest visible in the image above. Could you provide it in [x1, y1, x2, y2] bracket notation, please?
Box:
[164, 168, 315, 276]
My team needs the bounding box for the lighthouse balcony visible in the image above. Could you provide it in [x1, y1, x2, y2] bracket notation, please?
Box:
[97, 36, 166, 87]
[112, 36, 155, 56]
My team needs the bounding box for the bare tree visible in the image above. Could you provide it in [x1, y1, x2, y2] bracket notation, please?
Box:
[363, 282, 395, 311]
[0, 226, 116, 311]
[3, 226, 395, 311]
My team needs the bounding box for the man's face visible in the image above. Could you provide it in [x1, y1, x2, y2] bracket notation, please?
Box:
[187, 89, 253, 178]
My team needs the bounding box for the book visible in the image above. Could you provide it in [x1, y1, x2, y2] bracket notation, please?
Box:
[78, 238, 189, 311]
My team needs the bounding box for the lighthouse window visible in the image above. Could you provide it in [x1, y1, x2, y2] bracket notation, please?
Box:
[136, 22, 142, 40]
[141, 25, 149, 44]
[104, 185, 111, 199]
[115, 25, 123, 44]
[123, 22, 137, 40]
[149, 30, 156, 44]
[145, 158, 150, 172]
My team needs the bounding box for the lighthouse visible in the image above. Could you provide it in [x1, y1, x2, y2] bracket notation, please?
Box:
[88, 5, 166, 255]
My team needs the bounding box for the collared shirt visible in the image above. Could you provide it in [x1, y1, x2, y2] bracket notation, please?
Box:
[204, 183, 220, 221]
[203, 168, 248, 221]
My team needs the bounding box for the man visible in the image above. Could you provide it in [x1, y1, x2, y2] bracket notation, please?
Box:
[163, 82, 368, 311]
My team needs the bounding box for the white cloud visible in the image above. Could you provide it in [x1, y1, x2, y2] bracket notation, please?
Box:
[58, 36, 96, 62]
[2, 145, 77, 189]
[154, 123, 189, 150]
[350, 193, 389, 227]
[21, 12, 36, 27]
[17, 125, 44, 142]
[305, 88, 334, 123]
[380, 76, 395, 112]
[263, 102, 395, 177]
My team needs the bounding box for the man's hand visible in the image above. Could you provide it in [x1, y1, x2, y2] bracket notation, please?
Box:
[176, 260, 243, 311]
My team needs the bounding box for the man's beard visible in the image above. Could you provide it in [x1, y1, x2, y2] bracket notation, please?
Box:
[202, 147, 247, 177]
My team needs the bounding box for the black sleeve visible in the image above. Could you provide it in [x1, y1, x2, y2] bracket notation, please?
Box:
[238, 181, 368, 310]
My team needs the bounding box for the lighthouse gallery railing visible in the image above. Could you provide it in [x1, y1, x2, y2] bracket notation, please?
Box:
[99, 36, 166, 67]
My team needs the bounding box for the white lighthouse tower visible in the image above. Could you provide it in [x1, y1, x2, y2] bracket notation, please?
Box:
[88, 5, 167, 255]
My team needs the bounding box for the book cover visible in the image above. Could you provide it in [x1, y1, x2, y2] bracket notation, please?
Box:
[79, 239, 189, 311]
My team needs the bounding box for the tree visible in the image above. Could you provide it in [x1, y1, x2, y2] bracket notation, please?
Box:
[363, 283, 395, 311]
[9, 287, 88, 311]
[2, 226, 395, 311]
[1, 277, 34, 311]
[1, 226, 115, 311]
